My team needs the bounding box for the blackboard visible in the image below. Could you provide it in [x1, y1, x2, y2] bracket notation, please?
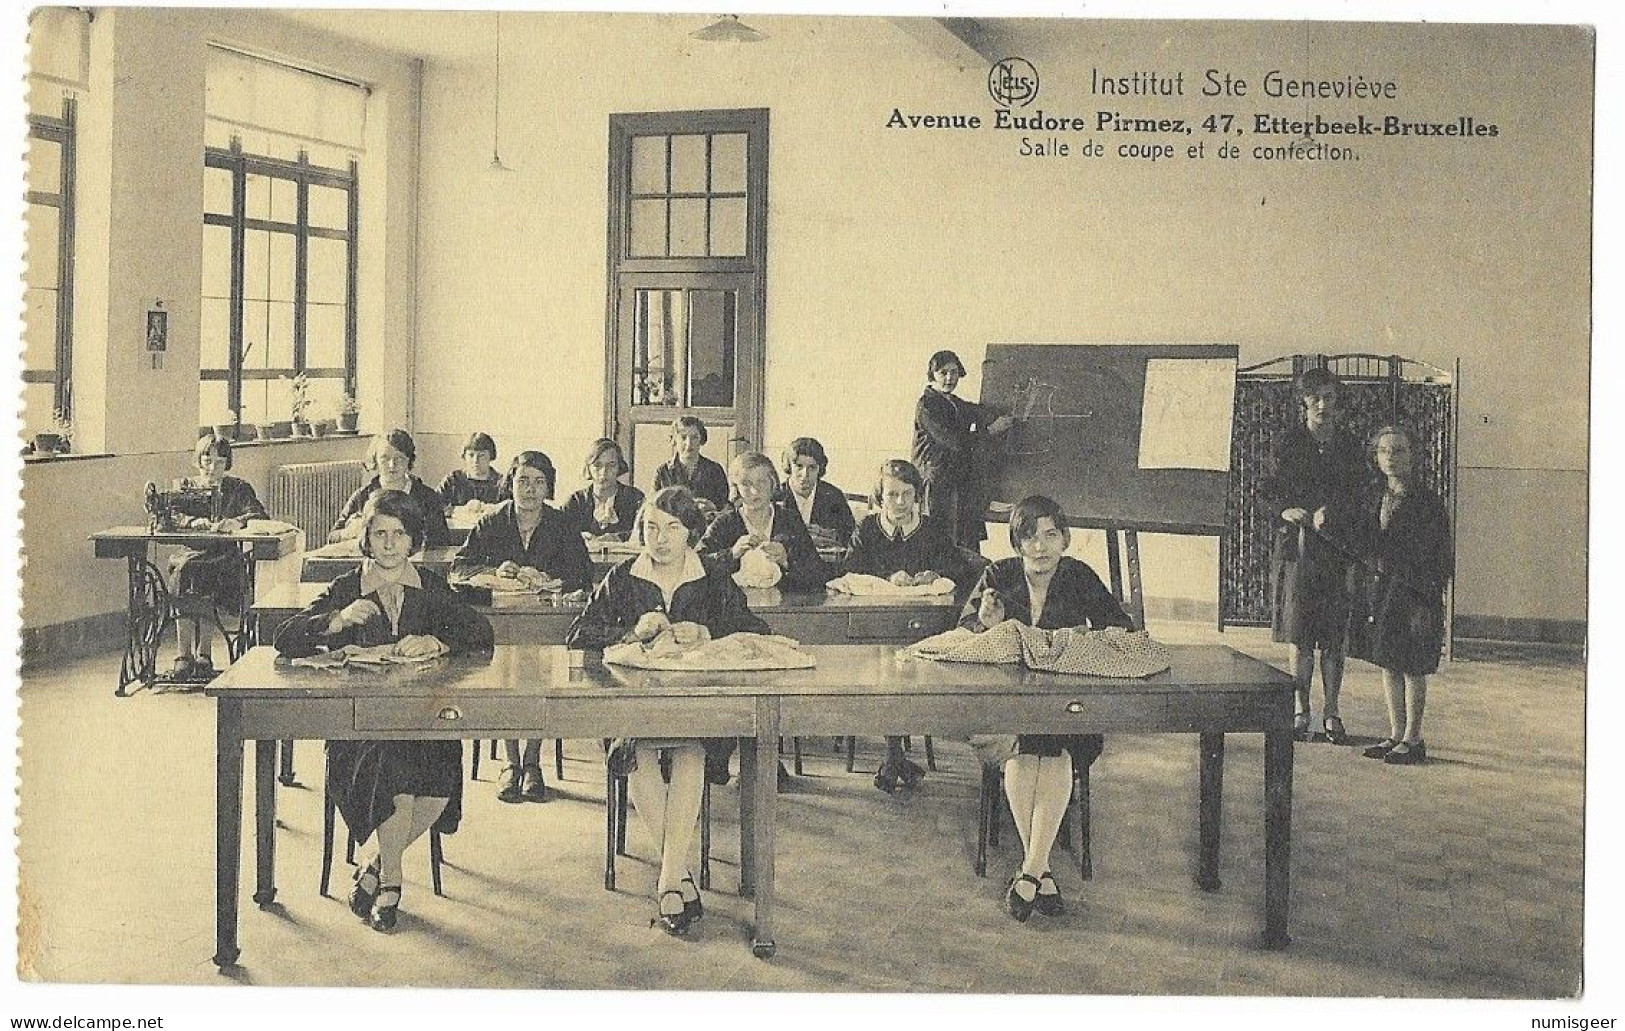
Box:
[981, 343, 1238, 535]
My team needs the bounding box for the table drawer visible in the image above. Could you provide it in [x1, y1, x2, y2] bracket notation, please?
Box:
[845, 609, 952, 641]
[354, 695, 759, 738]
[355, 697, 551, 733]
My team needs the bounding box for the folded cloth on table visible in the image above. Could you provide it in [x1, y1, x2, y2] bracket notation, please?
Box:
[460, 571, 558, 594]
[290, 640, 449, 669]
[904, 622, 1172, 677]
[603, 631, 815, 671]
[825, 572, 957, 597]
[731, 548, 784, 589]
[243, 518, 298, 535]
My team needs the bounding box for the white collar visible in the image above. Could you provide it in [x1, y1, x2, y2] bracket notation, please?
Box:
[879, 509, 921, 539]
[360, 559, 422, 593]
[629, 547, 707, 590]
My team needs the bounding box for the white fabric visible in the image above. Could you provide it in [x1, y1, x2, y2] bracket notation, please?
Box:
[732, 548, 784, 589]
[291, 641, 447, 669]
[460, 571, 552, 594]
[603, 632, 815, 671]
[825, 572, 956, 597]
[904, 622, 1173, 678]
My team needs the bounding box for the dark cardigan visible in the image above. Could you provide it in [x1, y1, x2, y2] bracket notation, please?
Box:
[333, 476, 453, 548]
[560, 484, 647, 538]
[773, 480, 857, 542]
[449, 500, 594, 591]
[698, 500, 835, 590]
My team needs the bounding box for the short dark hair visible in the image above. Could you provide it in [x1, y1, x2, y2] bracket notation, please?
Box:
[1009, 494, 1069, 550]
[1295, 367, 1342, 401]
[872, 458, 924, 506]
[644, 486, 708, 547]
[369, 428, 417, 471]
[462, 432, 497, 459]
[195, 433, 233, 471]
[583, 437, 629, 479]
[359, 489, 427, 557]
[671, 416, 709, 445]
[781, 437, 829, 476]
[507, 450, 557, 499]
[927, 349, 968, 379]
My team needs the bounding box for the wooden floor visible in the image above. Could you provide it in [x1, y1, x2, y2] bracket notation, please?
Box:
[16, 624, 1583, 996]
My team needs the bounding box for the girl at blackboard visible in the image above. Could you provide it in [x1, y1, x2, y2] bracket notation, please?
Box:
[1259, 368, 1366, 744]
[1346, 426, 1452, 765]
[911, 349, 1013, 550]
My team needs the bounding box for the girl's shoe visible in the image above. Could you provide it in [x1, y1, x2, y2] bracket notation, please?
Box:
[1292, 712, 1312, 741]
[1362, 739, 1400, 759]
[348, 860, 380, 918]
[1383, 740, 1428, 765]
[873, 760, 902, 795]
[1034, 871, 1065, 917]
[1322, 716, 1349, 745]
[369, 886, 401, 932]
[680, 873, 704, 923]
[654, 890, 691, 936]
[896, 757, 926, 789]
[1006, 874, 1041, 923]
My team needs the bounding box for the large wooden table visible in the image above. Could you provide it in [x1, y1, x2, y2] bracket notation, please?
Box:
[298, 542, 460, 582]
[206, 643, 1295, 967]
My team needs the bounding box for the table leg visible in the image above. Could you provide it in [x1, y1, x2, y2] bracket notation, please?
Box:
[214, 701, 244, 968]
[738, 737, 756, 898]
[1196, 732, 1224, 891]
[253, 739, 278, 906]
[751, 698, 778, 959]
[1263, 727, 1294, 949]
[278, 740, 297, 786]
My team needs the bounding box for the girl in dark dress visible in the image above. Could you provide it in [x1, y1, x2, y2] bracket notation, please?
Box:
[274, 490, 494, 932]
[451, 450, 593, 803]
[565, 487, 770, 936]
[651, 416, 730, 516]
[437, 431, 506, 512]
[1258, 368, 1366, 744]
[560, 438, 646, 539]
[167, 434, 269, 680]
[911, 349, 1013, 549]
[846, 459, 983, 793]
[331, 428, 452, 548]
[774, 437, 856, 549]
[1347, 426, 1453, 766]
[700, 452, 835, 591]
[958, 495, 1132, 921]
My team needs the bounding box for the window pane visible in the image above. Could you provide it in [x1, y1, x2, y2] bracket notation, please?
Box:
[243, 171, 272, 220]
[200, 297, 231, 371]
[264, 375, 294, 425]
[630, 198, 667, 257]
[243, 229, 271, 300]
[306, 303, 345, 370]
[24, 383, 58, 438]
[631, 135, 666, 195]
[204, 119, 235, 150]
[304, 376, 345, 422]
[711, 133, 747, 193]
[308, 184, 349, 230]
[670, 134, 706, 193]
[269, 176, 298, 224]
[23, 288, 57, 373]
[631, 289, 683, 406]
[710, 197, 747, 257]
[687, 290, 735, 408]
[670, 198, 706, 256]
[242, 300, 270, 370]
[267, 302, 295, 370]
[25, 204, 59, 289]
[203, 165, 234, 216]
[268, 232, 296, 302]
[202, 224, 233, 300]
[27, 135, 61, 196]
[198, 379, 231, 429]
[307, 236, 348, 305]
[239, 379, 272, 427]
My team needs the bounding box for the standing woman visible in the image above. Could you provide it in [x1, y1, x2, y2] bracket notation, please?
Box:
[331, 429, 452, 549]
[1259, 368, 1366, 743]
[452, 450, 593, 803]
[1347, 426, 1453, 765]
[166, 434, 269, 680]
[561, 438, 646, 539]
[565, 487, 770, 936]
[959, 495, 1130, 921]
[911, 349, 1013, 550]
[273, 491, 494, 932]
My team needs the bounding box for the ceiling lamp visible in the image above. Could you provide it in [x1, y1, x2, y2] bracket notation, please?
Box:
[489, 10, 512, 172]
[690, 14, 766, 43]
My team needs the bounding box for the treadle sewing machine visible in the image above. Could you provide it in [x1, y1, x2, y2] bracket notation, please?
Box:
[144, 479, 222, 533]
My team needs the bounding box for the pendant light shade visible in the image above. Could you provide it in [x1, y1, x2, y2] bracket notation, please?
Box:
[690, 14, 766, 44]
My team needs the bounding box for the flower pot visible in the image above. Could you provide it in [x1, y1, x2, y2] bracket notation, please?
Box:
[337, 412, 359, 433]
[312, 420, 330, 438]
[292, 420, 314, 438]
[32, 433, 64, 455]
[213, 423, 237, 440]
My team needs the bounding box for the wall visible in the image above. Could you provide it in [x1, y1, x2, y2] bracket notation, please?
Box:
[409, 15, 1590, 629]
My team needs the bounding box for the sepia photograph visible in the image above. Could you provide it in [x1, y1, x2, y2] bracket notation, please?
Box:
[3, 0, 1610, 1023]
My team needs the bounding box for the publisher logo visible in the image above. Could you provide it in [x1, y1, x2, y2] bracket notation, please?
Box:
[988, 58, 1039, 107]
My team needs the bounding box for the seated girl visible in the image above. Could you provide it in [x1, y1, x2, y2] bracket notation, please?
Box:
[273, 490, 494, 932]
[774, 437, 856, 549]
[437, 432, 506, 514]
[652, 416, 730, 516]
[331, 429, 452, 549]
[959, 494, 1131, 921]
[451, 450, 593, 803]
[166, 434, 269, 680]
[700, 451, 834, 591]
[565, 487, 770, 935]
[560, 437, 646, 539]
[846, 458, 983, 792]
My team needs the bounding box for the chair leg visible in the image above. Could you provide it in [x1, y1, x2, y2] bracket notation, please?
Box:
[793, 737, 804, 777]
[699, 781, 712, 890]
[429, 829, 445, 897]
[604, 765, 617, 892]
[616, 776, 630, 856]
[320, 790, 337, 897]
[845, 736, 856, 773]
[902, 735, 912, 753]
[490, 739, 499, 761]
[974, 764, 994, 878]
[471, 740, 481, 780]
[924, 736, 937, 771]
[1076, 766, 1093, 881]
[555, 739, 566, 782]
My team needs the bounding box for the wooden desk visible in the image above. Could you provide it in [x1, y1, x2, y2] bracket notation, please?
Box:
[299, 543, 460, 582]
[90, 525, 301, 695]
[207, 643, 1294, 968]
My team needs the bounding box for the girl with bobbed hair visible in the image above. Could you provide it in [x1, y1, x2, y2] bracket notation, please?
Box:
[331, 428, 452, 548]
[561, 437, 646, 539]
[911, 349, 1014, 549]
[774, 436, 856, 548]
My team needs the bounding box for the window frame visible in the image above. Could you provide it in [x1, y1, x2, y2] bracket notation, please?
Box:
[23, 97, 77, 423]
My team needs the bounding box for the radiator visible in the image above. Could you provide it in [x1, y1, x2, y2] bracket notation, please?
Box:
[268, 460, 366, 547]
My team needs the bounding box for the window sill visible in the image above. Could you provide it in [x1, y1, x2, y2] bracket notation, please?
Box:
[21, 451, 115, 464]
[225, 432, 371, 449]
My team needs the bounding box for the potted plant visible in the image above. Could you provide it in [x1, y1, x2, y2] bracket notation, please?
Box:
[337, 390, 360, 433]
[289, 373, 314, 437]
[254, 416, 280, 441]
[32, 410, 72, 456]
[213, 410, 239, 440]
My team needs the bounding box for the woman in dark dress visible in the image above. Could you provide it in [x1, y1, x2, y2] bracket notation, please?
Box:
[1258, 368, 1366, 743]
[775, 437, 856, 549]
[700, 452, 835, 591]
[560, 437, 646, 539]
[911, 349, 1013, 549]
[167, 434, 269, 680]
[451, 450, 593, 803]
[330, 428, 452, 548]
[651, 416, 730, 516]
[1347, 426, 1453, 766]
[274, 490, 494, 932]
[565, 487, 770, 936]
[958, 495, 1131, 921]
[437, 431, 506, 512]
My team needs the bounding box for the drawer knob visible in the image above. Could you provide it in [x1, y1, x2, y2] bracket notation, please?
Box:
[907, 619, 922, 631]
[1065, 701, 1085, 714]
[437, 706, 463, 722]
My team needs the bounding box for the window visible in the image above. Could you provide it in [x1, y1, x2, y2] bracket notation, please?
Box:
[22, 98, 76, 438]
[200, 45, 367, 432]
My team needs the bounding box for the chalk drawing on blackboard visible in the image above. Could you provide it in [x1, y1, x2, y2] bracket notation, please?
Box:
[1007, 375, 1096, 457]
[1137, 357, 1236, 472]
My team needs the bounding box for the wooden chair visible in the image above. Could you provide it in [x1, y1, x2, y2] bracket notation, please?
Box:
[604, 757, 714, 892]
[319, 789, 446, 899]
[470, 738, 566, 781]
[974, 761, 1093, 880]
[843, 735, 937, 773]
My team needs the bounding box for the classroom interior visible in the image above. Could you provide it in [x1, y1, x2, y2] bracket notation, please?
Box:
[14, 9, 1590, 996]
